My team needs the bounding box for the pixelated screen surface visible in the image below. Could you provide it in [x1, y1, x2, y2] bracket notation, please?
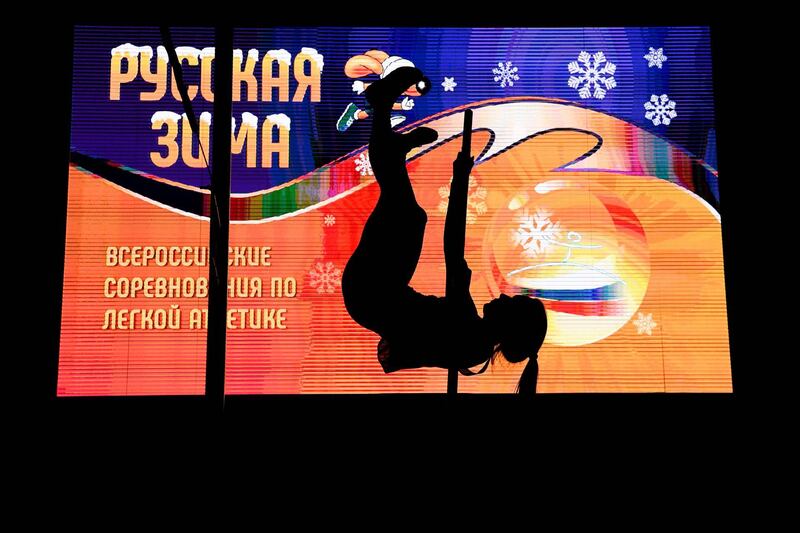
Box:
[58, 26, 729, 395]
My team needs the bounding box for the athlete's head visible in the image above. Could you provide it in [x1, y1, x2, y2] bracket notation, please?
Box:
[483, 294, 547, 393]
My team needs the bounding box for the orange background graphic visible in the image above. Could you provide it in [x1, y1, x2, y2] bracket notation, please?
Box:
[59, 100, 731, 394]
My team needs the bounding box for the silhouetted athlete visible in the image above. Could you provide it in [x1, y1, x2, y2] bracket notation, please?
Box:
[342, 66, 547, 393]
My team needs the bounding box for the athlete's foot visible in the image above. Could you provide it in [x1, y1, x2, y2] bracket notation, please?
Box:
[365, 67, 430, 112]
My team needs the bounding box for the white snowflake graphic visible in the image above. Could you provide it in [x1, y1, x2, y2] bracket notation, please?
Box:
[644, 47, 668, 68]
[644, 94, 677, 126]
[323, 214, 336, 227]
[441, 77, 457, 92]
[493, 61, 520, 88]
[438, 176, 488, 225]
[567, 51, 617, 100]
[355, 152, 373, 176]
[308, 262, 342, 294]
[633, 312, 658, 335]
[513, 208, 562, 257]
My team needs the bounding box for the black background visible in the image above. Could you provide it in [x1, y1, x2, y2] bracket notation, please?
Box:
[19, 5, 771, 456]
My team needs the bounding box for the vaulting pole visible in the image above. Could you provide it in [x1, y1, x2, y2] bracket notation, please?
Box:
[446, 109, 474, 396]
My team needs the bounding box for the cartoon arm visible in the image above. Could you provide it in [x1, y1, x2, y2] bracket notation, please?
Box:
[352, 81, 370, 94]
[394, 97, 414, 111]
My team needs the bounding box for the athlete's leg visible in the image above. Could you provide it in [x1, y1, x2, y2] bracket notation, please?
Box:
[342, 67, 436, 333]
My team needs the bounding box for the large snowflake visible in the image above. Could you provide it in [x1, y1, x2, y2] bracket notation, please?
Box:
[644, 94, 677, 126]
[438, 176, 488, 224]
[644, 47, 668, 68]
[633, 312, 658, 335]
[493, 61, 520, 88]
[308, 262, 342, 294]
[355, 152, 373, 176]
[323, 214, 336, 227]
[568, 51, 617, 100]
[513, 208, 562, 257]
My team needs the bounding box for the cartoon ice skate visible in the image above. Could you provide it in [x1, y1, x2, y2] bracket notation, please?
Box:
[337, 50, 428, 132]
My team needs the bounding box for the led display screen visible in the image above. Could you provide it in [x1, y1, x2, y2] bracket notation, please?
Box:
[58, 26, 730, 395]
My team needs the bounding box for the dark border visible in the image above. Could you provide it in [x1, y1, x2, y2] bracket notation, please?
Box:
[34, 7, 755, 426]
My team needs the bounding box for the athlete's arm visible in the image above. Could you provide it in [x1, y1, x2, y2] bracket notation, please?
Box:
[444, 149, 475, 307]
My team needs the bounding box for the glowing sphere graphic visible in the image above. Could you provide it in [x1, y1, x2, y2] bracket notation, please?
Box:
[485, 179, 650, 346]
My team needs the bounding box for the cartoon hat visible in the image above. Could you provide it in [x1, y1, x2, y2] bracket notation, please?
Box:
[380, 56, 415, 79]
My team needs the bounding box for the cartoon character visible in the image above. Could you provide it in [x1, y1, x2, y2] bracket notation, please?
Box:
[336, 50, 427, 132]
